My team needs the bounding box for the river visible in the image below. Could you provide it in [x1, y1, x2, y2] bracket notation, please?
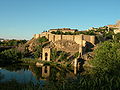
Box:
[0, 64, 81, 87]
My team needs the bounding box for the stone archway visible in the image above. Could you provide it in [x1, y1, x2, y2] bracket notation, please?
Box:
[42, 48, 51, 61]
[45, 53, 48, 61]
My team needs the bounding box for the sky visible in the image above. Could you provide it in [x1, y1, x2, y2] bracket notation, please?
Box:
[0, 0, 120, 40]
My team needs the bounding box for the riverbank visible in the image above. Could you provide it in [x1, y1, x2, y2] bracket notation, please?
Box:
[20, 58, 73, 70]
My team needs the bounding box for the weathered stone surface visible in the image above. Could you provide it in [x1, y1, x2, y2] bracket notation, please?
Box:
[54, 40, 79, 52]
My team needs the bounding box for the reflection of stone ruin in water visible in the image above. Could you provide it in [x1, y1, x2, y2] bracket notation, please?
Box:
[29, 65, 81, 81]
[42, 66, 50, 78]
[29, 66, 50, 80]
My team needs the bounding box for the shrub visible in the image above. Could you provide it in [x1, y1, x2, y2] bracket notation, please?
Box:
[37, 36, 48, 43]
[90, 41, 120, 73]
[0, 48, 23, 63]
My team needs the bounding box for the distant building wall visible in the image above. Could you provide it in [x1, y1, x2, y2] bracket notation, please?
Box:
[83, 35, 90, 42]
[40, 32, 51, 38]
[48, 34, 55, 42]
[83, 35, 95, 45]
[74, 35, 83, 45]
[114, 29, 120, 34]
[54, 35, 62, 41]
[90, 36, 95, 45]
[62, 35, 74, 41]
[34, 32, 95, 46]
[34, 34, 40, 39]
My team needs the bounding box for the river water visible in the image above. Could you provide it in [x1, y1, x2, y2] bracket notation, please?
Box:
[0, 64, 80, 85]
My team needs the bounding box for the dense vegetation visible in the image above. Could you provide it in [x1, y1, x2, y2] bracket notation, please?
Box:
[0, 37, 49, 64]
[33, 36, 48, 58]
[114, 33, 120, 41]
[90, 40, 120, 73]
[0, 39, 27, 46]
[0, 48, 28, 64]
[51, 30, 96, 35]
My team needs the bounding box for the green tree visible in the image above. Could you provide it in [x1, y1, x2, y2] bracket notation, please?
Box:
[33, 45, 42, 58]
[84, 30, 96, 35]
[51, 49, 58, 61]
[0, 48, 23, 63]
[0, 39, 27, 46]
[114, 33, 120, 41]
[90, 41, 120, 73]
[37, 36, 48, 43]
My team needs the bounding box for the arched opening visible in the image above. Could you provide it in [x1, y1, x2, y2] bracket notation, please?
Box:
[44, 66, 47, 73]
[45, 53, 48, 61]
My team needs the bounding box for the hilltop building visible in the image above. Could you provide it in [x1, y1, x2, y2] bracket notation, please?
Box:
[107, 20, 120, 34]
[48, 28, 78, 33]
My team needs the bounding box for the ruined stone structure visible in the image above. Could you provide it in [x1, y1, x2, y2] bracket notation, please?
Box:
[34, 32, 95, 45]
[107, 20, 120, 34]
[114, 29, 120, 34]
[42, 48, 51, 61]
[35, 28, 96, 61]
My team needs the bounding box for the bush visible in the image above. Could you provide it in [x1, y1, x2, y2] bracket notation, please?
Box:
[37, 36, 48, 43]
[33, 45, 42, 58]
[90, 41, 120, 73]
[114, 33, 120, 41]
[0, 48, 23, 63]
[51, 49, 59, 61]
[0, 39, 27, 46]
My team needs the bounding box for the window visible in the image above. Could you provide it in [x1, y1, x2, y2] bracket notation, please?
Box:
[44, 66, 47, 73]
[45, 53, 48, 60]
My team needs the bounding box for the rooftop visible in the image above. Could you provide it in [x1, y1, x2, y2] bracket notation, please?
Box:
[49, 28, 78, 31]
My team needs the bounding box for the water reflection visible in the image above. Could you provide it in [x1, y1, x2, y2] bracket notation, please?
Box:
[0, 68, 37, 83]
[0, 64, 81, 84]
[42, 66, 50, 78]
[29, 65, 81, 82]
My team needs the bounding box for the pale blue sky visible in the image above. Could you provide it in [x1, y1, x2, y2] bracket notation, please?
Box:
[0, 0, 120, 40]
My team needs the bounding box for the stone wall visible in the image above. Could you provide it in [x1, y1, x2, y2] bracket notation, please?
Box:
[62, 35, 74, 41]
[34, 34, 40, 39]
[74, 35, 83, 45]
[48, 34, 55, 42]
[34, 32, 95, 45]
[114, 29, 120, 34]
[83, 35, 90, 42]
[54, 35, 62, 41]
[90, 36, 95, 45]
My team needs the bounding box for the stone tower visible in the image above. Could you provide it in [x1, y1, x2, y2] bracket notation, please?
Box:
[42, 47, 51, 61]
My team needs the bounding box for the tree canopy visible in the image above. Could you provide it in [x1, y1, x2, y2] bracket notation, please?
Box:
[90, 40, 120, 74]
[0, 39, 27, 46]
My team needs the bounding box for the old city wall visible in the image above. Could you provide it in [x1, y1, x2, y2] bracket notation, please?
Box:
[34, 33, 95, 45]
[54, 35, 62, 41]
[74, 35, 83, 45]
[62, 35, 74, 41]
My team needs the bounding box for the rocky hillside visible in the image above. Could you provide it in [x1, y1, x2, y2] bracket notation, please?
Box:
[54, 40, 79, 53]
[26, 37, 79, 53]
